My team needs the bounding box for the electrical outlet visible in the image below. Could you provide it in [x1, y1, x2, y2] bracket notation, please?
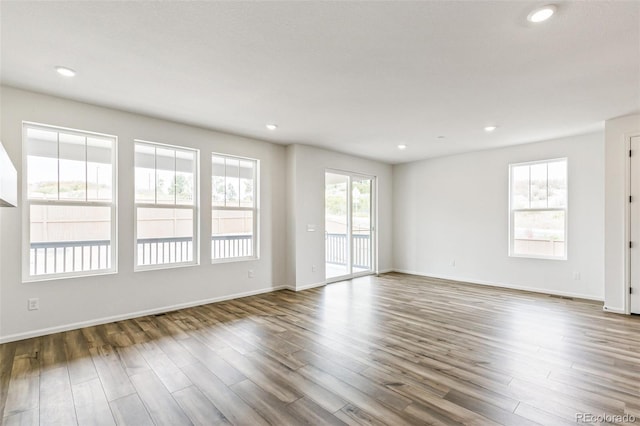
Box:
[450, 259, 456, 267]
[27, 298, 39, 311]
[573, 272, 581, 280]
[248, 269, 254, 278]
[311, 265, 317, 273]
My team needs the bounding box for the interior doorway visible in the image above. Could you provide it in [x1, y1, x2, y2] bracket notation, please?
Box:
[630, 136, 640, 314]
[325, 170, 375, 282]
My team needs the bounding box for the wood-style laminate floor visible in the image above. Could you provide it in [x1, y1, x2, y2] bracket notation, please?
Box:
[1, 273, 639, 425]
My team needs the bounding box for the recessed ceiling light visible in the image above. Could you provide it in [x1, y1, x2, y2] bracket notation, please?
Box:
[484, 126, 498, 132]
[397, 144, 407, 150]
[265, 124, 278, 130]
[527, 5, 557, 23]
[55, 66, 76, 77]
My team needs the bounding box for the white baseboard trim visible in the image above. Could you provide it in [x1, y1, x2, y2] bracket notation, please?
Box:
[377, 269, 394, 274]
[602, 306, 627, 314]
[294, 271, 386, 291]
[0, 285, 289, 344]
[393, 269, 604, 302]
[294, 281, 327, 291]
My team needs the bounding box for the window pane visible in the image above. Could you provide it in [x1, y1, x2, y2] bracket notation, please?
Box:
[29, 205, 112, 275]
[530, 163, 548, 208]
[239, 160, 255, 208]
[352, 179, 371, 227]
[156, 147, 176, 204]
[225, 158, 240, 207]
[135, 144, 156, 203]
[511, 165, 529, 209]
[212, 176, 226, 206]
[58, 133, 87, 201]
[27, 128, 59, 200]
[137, 207, 194, 266]
[212, 209, 253, 259]
[176, 150, 195, 205]
[352, 178, 372, 273]
[513, 210, 565, 258]
[212, 155, 226, 207]
[325, 173, 349, 278]
[87, 137, 113, 202]
[548, 160, 567, 208]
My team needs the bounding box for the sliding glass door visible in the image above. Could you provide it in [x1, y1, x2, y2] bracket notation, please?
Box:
[325, 171, 375, 282]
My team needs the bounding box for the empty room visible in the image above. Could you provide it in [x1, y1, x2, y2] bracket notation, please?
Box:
[0, 1, 639, 425]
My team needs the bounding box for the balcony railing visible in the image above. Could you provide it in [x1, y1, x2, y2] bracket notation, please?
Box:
[30, 234, 254, 275]
[137, 236, 193, 266]
[28, 235, 567, 276]
[325, 233, 371, 269]
[212, 234, 253, 260]
[138, 235, 254, 265]
[30, 240, 112, 275]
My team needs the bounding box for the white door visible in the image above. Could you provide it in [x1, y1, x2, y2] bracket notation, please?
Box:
[630, 136, 640, 314]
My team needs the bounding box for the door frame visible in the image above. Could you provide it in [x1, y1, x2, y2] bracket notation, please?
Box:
[626, 133, 640, 314]
[324, 168, 377, 284]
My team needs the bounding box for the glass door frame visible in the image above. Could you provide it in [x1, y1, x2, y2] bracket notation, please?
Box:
[325, 168, 377, 284]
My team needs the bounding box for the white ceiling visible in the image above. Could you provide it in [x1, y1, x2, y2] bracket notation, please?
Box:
[1, 1, 638, 164]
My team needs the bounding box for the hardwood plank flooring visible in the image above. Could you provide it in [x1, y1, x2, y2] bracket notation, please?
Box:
[1, 273, 639, 425]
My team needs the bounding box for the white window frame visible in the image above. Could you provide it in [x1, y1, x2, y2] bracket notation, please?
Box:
[508, 157, 568, 260]
[22, 122, 118, 282]
[134, 140, 199, 271]
[211, 153, 259, 263]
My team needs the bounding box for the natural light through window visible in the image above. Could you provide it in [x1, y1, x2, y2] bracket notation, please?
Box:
[24, 123, 116, 280]
[135, 141, 198, 269]
[212, 153, 258, 262]
[509, 158, 567, 259]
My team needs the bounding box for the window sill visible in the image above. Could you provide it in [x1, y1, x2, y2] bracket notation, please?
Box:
[135, 262, 199, 272]
[212, 256, 259, 265]
[509, 254, 567, 261]
[23, 269, 118, 283]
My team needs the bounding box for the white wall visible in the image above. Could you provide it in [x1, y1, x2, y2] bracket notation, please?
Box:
[393, 132, 605, 300]
[287, 144, 393, 289]
[285, 145, 298, 289]
[604, 113, 640, 312]
[0, 86, 287, 341]
[0, 141, 17, 207]
[0, 208, 3, 334]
